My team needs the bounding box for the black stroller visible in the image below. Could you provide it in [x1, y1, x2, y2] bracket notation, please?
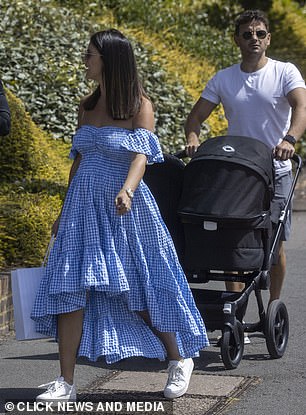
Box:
[144, 135, 302, 369]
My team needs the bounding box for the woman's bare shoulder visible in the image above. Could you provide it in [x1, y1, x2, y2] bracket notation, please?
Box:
[133, 96, 155, 131]
[141, 96, 154, 111]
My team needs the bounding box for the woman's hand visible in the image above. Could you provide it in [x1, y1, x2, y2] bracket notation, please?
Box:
[51, 216, 61, 237]
[115, 189, 132, 215]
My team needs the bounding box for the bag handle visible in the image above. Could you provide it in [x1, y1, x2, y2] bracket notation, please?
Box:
[42, 235, 55, 266]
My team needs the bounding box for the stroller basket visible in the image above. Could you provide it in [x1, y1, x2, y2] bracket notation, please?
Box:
[178, 136, 275, 272]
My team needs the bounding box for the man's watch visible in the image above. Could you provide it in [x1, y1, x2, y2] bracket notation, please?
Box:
[283, 134, 297, 146]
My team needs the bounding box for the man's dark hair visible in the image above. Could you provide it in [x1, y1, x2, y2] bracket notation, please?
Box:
[234, 10, 270, 35]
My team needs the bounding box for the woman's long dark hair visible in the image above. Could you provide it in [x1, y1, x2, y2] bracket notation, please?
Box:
[83, 29, 143, 120]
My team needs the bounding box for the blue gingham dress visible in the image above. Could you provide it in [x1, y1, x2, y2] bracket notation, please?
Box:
[31, 126, 209, 363]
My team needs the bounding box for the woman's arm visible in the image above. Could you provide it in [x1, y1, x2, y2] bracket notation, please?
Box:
[115, 153, 147, 215]
[115, 97, 154, 215]
[52, 153, 82, 235]
[52, 102, 84, 235]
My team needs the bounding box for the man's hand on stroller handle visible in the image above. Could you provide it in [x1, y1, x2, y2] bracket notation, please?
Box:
[185, 135, 200, 158]
[273, 139, 295, 161]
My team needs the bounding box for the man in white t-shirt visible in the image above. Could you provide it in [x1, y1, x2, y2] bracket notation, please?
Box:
[185, 10, 306, 305]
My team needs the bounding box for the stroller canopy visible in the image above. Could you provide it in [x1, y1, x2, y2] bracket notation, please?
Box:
[179, 136, 275, 221]
[178, 136, 275, 272]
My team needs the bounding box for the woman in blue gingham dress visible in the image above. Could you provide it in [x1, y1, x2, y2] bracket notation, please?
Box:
[31, 29, 209, 403]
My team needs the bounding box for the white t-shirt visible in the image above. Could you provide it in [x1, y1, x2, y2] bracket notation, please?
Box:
[201, 58, 306, 173]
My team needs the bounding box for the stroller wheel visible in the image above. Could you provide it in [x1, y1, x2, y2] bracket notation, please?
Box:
[220, 320, 244, 369]
[265, 300, 289, 358]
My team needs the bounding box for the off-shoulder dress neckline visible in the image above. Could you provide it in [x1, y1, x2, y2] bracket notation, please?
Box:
[79, 124, 134, 132]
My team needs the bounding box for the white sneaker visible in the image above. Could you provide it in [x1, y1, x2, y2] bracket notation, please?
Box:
[244, 334, 251, 344]
[36, 376, 76, 403]
[242, 321, 251, 345]
[164, 358, 194, 399]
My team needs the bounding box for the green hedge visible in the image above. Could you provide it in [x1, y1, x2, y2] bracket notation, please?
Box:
[0, 90, 69, 268]
[0, 187, 63, 267]
[0, 89, 71, 183]
[0, 0, 195, 152]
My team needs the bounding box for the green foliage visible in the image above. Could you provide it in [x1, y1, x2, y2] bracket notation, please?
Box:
[0, 0, 196, 152]
[239, 0, 273, 11]
[0, 0, 96, 141]
[0, 185, 62, 267]
[0, 89, 69, 268]
[104, 0, 242, 68]
[0, 90, 70, 183]
[1, 91, 43, 182]
[268, 7, 306, 77]
[134, 45, 197, 151]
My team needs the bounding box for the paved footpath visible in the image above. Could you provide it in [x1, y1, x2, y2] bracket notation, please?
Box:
[0, 325, 251, 415]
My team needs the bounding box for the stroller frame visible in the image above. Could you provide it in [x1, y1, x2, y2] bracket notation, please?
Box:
[144, 136, 303, 369]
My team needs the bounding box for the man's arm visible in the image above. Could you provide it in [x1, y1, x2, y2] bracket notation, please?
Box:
[274, 87, 306, 160]
[184, 97, 217, 157]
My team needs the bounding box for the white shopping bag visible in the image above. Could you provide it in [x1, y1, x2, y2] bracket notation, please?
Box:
[11, 266, 48, 340]
[11, 236, 54, 340]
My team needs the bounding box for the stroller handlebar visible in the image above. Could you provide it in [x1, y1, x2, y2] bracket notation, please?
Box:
[172, 148, 303, 168]
[291, 152, 303, 169]
[173, 149, 187, 159]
